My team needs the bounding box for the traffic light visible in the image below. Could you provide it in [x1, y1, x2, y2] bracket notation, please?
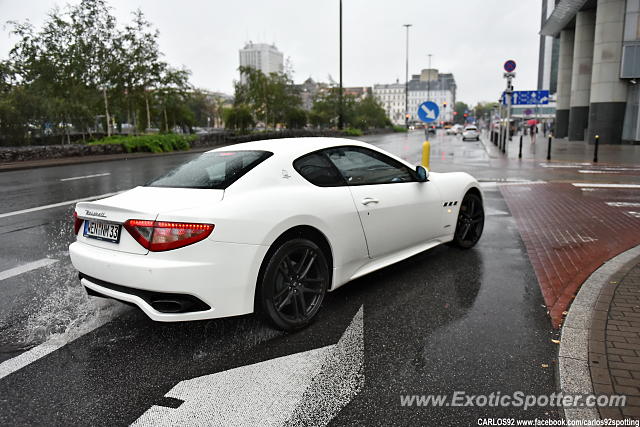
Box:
[443, 102, 447, 108]
[453, 111, 458, 116]
[463, 113, 468, 118]
[405, 113, 410, 119]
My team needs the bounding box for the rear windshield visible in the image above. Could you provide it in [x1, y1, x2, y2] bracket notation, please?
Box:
[147, 150, 272, 189]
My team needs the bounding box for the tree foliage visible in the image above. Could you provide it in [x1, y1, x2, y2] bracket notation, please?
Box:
[0, 0, 201, 145]
[453, 101, 470, 124]
[309, 89, 389, 130]
[233, 66, 302, 129]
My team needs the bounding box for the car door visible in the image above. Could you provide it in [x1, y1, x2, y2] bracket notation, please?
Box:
[324, 146, 443, 259]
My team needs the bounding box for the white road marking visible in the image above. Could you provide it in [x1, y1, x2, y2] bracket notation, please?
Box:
[0, 302, 125, 380]
[628, 211, 640, 218]
[606, 202, 640, 208]
[0, 258, 58, 282]
[578, 170, 619, 174]
[479, 180, 546, 188]
[572, 183, 640, 189]
[0, 192, 119, 219]
[485, 207, 510, 216]
[133, 307, 364, 427]
[539, 163, 591, 168]
[60, 172, 110, 182]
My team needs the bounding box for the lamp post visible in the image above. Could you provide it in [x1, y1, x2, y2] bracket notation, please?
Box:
[403, 24, 412, 130]
[338, 0, 344, 130]
[427, 53, 432, 102]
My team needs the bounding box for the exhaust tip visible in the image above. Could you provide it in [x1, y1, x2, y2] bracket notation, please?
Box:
[151, 299, 187, 313]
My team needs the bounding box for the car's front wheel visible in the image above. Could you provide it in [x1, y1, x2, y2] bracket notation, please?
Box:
[258, 238, 329, 331]
[451, 192, 484, 249]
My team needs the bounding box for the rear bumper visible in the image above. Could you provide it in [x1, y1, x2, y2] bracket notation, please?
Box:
[69, 239, 269, 322]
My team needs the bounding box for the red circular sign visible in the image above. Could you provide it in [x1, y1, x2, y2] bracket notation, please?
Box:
[504, 60, 516, 72]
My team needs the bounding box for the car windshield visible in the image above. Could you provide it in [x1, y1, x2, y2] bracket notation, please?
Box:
[147, 150, 272, 189]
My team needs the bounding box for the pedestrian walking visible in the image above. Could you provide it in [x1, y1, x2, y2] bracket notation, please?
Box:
[530, 123, 537, 144]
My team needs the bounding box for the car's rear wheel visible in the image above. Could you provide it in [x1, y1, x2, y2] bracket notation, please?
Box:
[451, 192, 484, 249]
[258, 238, 329, 331]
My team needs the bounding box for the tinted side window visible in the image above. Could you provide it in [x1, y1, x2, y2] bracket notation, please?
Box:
[293, 152, 346, 187]
[325, 147, 415, 185]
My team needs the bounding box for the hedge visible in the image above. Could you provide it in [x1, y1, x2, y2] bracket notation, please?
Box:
[87, 134, 196, 153]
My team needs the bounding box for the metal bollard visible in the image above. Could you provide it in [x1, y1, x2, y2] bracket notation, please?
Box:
[546, 134, 552, 161]
[593, 134, 600, 163]
[518, 134, 523, 159]
[422, 140, 431, 169]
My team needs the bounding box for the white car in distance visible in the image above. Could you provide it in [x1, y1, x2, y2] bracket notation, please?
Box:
[462, 126, 480, 141]
[69, 138, 484, 330]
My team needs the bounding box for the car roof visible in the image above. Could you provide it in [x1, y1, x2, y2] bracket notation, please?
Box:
[206, 137, 386, 161]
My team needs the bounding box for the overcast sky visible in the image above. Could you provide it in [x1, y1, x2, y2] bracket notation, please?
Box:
[0, 0, 542, 106]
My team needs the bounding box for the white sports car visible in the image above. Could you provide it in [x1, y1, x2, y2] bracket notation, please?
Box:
[69, 138, 484, 330]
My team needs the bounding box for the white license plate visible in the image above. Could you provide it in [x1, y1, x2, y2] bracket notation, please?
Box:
[83, 220, 121, 243]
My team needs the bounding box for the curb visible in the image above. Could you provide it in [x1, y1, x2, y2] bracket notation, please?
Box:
[558, 244, 640, 422]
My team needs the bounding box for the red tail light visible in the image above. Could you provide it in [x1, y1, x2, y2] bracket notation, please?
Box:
[124, 219, 214, 252]
[73, 211, 83, 235]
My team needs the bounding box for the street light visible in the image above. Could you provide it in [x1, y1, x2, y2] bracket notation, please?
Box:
[338, 0, 344, 130]
[427, 53, 432, 102]
[403, 24, 412, 130]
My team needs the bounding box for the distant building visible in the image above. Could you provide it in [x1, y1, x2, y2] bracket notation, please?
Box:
[344, 86, 372, 101]
[294, 78, 331, 111]
[373, 80, 405, 125]
[374, 69, 457, 125]
[540, 0, 639, 144]
[239, 42, 284, 83]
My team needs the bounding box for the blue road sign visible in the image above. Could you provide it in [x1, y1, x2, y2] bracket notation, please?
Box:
[501, 90, 550, 105]
[417, 101, 439, 123]
[504, 60, 516, 73]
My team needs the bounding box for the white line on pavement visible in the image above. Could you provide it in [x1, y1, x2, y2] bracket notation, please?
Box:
[0, 303, 125, 381]
[572, 183, 640, 189]
[479, 180, 547, 188]
[0, 258, 58, 282]
[606, 202, 640, 208]
[578, 170, 619, 174]
[60, 172, 111, 182]
[0, 192, 119, 219]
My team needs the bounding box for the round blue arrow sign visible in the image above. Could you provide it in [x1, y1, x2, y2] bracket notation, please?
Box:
[504, 60, 516, 72]
[417, 101, 439, 123]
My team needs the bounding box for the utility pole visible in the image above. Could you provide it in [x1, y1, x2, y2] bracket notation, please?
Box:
[427, 53, 432, 102]
[403, 24, 412, 130]
[338, 0, 344, 130]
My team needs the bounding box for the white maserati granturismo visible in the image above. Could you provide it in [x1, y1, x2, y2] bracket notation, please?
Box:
[69, 137, 484, 330]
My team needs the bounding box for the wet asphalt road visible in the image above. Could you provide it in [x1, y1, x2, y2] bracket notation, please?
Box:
[0, 132, 561, 425]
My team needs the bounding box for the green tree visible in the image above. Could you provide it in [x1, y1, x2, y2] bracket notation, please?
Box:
[309, 88, 356, 128]
[284, 108, 307, 129]
[454, 101, 470, 124]
[352, 95, 390, 130]
[234, 66, 300, 128]
[1, 0, 194, 145]
[224, 106, 255, 133]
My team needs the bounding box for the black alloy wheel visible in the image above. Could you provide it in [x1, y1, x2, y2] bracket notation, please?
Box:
[452, 192, 484, 249]
[259, 238, 329, 331]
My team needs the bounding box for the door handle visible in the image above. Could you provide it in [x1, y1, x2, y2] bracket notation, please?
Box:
[361, 197, 379, 206]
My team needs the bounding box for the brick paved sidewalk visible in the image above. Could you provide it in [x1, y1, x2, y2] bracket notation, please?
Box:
[591, 255, 640, 420]
[500, 183, 640, 328]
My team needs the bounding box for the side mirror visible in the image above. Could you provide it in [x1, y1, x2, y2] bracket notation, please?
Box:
[416, 165, 429, 182]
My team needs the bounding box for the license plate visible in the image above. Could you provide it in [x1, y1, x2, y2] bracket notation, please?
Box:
[83, 220, 121, 243]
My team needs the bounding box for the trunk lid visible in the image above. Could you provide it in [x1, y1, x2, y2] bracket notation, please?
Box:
[75, 186, 224, 254]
